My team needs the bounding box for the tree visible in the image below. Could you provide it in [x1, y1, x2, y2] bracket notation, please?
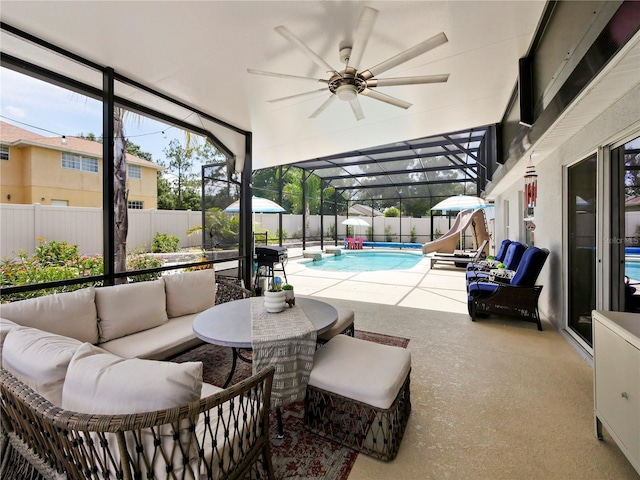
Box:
[384, 207, 400, 217]
[113, 108, 128, 282]
[161, 139, 198, 210]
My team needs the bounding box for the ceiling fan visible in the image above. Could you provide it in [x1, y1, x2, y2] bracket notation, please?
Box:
[248, 6, 449, 121]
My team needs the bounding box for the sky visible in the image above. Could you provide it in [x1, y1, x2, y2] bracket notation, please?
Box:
[0, 67, 192, 164]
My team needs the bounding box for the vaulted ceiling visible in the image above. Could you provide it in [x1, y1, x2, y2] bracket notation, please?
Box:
[0, 1, 547, 170]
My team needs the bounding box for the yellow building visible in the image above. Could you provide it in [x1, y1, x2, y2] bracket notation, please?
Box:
[0, 121, 162, 209]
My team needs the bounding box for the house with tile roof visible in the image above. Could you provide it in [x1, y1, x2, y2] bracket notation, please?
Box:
[0, 121, 162, 208]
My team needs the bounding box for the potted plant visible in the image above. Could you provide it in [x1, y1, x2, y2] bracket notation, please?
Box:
[264, 277, 286, 313]
[282, 283, 295, 307]
[496, 262, 506, 272]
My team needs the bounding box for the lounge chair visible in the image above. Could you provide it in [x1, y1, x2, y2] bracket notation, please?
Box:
[467, 247, 550, 330]
[429, 240, 488, 269]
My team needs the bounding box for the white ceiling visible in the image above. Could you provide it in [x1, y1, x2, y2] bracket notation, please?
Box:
[0, 1, 547, 170]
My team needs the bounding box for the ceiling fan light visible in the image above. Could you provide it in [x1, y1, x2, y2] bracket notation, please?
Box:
[336, 84, 357, 101]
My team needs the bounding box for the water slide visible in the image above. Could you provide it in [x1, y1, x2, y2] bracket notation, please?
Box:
[422, 209, 490, 254]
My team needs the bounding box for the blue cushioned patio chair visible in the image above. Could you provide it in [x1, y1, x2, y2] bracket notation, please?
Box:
[466, 241, 526, 282]
[467, 247, 550, 331]
[466, 239, 512, 271]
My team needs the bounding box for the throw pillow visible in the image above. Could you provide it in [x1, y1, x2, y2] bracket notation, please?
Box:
[164, 269, 216, 318]
[62, 342, 202, 413]
[95, 279, 168, 343]
[2, 326, 83, 406]
[0, 288, 98, 343]
[61, 343, 203, 478]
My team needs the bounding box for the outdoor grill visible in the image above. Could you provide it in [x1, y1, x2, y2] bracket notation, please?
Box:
[254, 246, 288, 292]
[255, 246, 288, 265]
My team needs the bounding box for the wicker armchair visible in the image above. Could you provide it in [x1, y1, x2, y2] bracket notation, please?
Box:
[0, 366, 275, 480]
[215, 275, 251, 305]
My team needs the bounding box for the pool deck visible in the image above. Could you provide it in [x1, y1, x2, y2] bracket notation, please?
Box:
[284, 247, 469, 315]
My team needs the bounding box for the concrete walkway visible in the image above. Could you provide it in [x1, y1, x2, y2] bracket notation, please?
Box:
[283, 248, 470, 315]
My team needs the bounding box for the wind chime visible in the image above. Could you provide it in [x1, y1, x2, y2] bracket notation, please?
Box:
[524, 160, 538, 208]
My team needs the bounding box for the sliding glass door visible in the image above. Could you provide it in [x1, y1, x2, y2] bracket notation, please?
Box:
[567, 155, 597, 346]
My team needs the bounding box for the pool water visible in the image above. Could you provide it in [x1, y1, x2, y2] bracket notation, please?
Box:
[305, 251, 423, 272]
[626, 258, 640, 280]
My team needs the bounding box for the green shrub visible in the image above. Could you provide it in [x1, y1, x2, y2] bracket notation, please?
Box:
[35, 238, 79, 266]
[152, 232, 180, 253]
[384, 207, 400, 217]
[1, 239, 163, 301]
[410, 226, 417, 243]
[127, 252, 163, 282]
[384, 225, 394, 242]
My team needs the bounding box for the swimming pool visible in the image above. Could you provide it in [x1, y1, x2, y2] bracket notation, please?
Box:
[626, 258, 640, 280]
[304, 251, 424, 272]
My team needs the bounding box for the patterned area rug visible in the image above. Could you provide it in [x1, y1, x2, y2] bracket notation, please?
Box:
[171, 330, 409, 480]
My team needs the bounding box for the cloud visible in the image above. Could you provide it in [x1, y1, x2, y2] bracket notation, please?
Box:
[3, 106, 27, 119]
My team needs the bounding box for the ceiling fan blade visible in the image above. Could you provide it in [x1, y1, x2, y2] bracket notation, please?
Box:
[360, 32, 448, 80]
[309, 95, 337, 118]
[268, 88, 329, 103]
[247, 69, 329, 83]
[367, 74, 449, 87]
[275, 26, 340, 75]
[348, 6, 378, 69]
[349, 97, 365, 121]
[360, 88, 412, 109]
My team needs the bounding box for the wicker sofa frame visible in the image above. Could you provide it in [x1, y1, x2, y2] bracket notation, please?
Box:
[0, 366, 275, 480]
[303, 369, 411, 462]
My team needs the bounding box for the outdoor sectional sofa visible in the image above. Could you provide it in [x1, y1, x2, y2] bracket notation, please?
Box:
[0, 269, 276, 479]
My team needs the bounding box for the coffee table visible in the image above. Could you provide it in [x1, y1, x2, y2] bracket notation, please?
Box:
[193, 297, 338, 387]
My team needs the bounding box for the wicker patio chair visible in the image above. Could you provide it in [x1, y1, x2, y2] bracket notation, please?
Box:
[467, 247, 549, 331]
[215, 275, 251, 305]
[0, 366, 275, 480]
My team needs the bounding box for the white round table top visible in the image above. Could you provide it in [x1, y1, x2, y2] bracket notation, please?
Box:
[192, 297, 338, 348]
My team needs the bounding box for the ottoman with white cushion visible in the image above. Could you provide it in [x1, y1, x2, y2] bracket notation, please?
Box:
[316, 307, 355, 344]
[304, 335, 411, 461]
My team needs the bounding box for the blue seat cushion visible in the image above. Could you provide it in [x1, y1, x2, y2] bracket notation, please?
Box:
[502, 242, 526, 271]
[466, 270, 490, 282]
[467, 281, 499, 300]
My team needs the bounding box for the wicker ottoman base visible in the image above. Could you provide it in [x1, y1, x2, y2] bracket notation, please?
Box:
[304, 370, 411, 462]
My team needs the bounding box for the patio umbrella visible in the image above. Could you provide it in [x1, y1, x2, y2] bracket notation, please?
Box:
[223, 196, 286, 213]
[224, 196, 287, 248]
[341, 217, 370, 238]
[430, 195, 493, 211]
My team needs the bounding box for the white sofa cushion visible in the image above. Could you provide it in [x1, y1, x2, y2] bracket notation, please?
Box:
[164, 269, 216, 318]
[0, 318, 18, 358]
[62, 343, 202, 414]
[2, 326, 83, 406]
[0, 287, 98, 343]
[95, 279, 168, 343]
[62, 342, 202, 414]
[99, 313, 202, 360]
[62, 343, 203, 478]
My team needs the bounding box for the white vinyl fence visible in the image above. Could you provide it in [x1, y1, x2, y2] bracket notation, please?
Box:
[1, 204, 497, 259]
[1, 204, 202, 258]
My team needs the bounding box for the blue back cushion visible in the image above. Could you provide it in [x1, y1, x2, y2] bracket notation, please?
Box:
[495, 240, 512, 262]
[511, 247, 549, 286]
[503, 242, 526, 270]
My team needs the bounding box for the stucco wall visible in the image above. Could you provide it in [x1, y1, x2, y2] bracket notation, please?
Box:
[493, 83, 640, 328]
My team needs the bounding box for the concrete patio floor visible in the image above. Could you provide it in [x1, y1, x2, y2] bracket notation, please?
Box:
[284, 248, 470, 315]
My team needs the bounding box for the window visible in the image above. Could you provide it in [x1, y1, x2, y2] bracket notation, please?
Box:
[61, 153, 98, 173]
[0, 145, 8, 160]
[128, 200, 144, 209]
[128, 164, 141, 179]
